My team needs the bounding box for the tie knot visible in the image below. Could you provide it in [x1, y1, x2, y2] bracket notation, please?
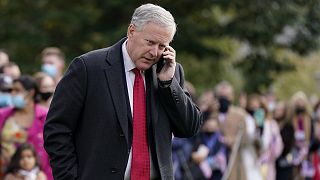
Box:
[132, 68, 141, 76]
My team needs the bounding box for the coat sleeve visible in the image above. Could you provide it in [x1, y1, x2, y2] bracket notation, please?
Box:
[43, 57, 87, 180]
[157, 64, 203, 138]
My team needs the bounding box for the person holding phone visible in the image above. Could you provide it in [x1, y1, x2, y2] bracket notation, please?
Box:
[43, 3, 202, 180]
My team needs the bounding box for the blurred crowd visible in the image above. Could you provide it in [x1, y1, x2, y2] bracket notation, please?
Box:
[173, 81, 320, 180]
[1, 47, 320, 180]
[0, 48, 65, 180]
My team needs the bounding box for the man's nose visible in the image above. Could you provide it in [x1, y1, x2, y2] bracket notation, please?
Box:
[149, 45, 159, 57]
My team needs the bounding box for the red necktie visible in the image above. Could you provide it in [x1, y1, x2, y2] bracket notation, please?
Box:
[131, 68, 150, 180]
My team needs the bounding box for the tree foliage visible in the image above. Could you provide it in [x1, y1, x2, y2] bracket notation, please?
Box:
[1, 0, 319, 93]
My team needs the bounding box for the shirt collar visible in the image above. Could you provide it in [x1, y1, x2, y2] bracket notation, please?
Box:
[122, 40, 136, 72]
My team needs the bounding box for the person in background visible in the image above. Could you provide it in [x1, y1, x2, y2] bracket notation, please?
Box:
[197, 90, 215, 121]
[261, 88, 277, 114]
[1, 62, 21, 80]
[0, 75, 52, 180]
[274, 101, 295, 180]
[184, 81, 197, 102]
[238, 91, 247, 110]
[258, 100, 283, 180]
[309, 100, 320, 180]
[34, 72, 55, 108]
[214, 81, 247, 180]
[288, 91, 313, 179]
[246, 94, 265, 137]
[245, 93, 283, 180]
[172, 137, 193, 180]
[0, 49, 10, 68]
[0, 74, 13, 108]
[240, 95, 262, 180]
[189, 109, 227, 180]
[4, 143, 47, 180]
[40, 47, 65, 84]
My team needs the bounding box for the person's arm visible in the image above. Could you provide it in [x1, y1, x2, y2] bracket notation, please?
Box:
[3, 174, 16, 180]
[37, 171, 47, 180]
[43, 57, 87, 180]
[158, 64, 202, 137]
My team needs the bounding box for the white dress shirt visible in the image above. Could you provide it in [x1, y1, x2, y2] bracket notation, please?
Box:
[122, 40, 156, 179]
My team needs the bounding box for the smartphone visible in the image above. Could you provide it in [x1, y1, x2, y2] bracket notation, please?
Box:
[156, 48, 168, 73]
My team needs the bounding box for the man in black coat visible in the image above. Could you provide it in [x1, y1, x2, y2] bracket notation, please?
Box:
[43, 3, 202, 180]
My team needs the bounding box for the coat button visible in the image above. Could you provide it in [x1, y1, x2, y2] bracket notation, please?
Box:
[119, 133, 125, 137]
[110, 168, 118, 173]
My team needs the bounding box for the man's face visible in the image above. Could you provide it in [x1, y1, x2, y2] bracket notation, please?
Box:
[216, 86, 233, 102]
[0, 52, 9, 66]
[126, 23, 173, 71]
[3, 65, 21, 80]
[40, 76, 55, 93]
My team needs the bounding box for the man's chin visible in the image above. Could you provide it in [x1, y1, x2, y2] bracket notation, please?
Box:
[136, 63, 153, 71]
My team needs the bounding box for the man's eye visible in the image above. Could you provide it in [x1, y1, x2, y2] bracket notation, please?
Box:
[159, 45, 166, 50]
[146, 40, 153, 45]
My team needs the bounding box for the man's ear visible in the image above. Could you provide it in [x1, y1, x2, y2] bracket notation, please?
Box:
[127, 24, 136, 37]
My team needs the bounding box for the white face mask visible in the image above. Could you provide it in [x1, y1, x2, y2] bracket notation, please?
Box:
[267, 101, 276, 112]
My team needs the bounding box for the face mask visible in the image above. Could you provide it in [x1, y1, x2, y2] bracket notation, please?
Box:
[218, 97, 230, 113]
[247, 109, 254, 116]
[295, 106, 306, 115]
[41, 64, 57, 77]
[40, 91, 53, 101]
[268, 101, 276, 112]
[12, 94, 26, 109]
[254, 108, 265, 127]
[0, 93, 12, 107]
[204, 132, 216, 136]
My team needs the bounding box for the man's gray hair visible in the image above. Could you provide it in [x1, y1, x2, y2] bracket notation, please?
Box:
[130, 3, 176, 37]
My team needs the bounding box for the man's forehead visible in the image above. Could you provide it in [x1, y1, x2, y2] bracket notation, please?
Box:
[140, 24, 173, 40]
[217, 86, 232, 95]
[43, 55, 62, 63]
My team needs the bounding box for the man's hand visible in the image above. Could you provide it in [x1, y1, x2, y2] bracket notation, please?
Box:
[157, 46, 176, 81]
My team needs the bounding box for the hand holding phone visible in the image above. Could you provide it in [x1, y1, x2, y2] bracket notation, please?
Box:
[156, 49, 167, 73]
[156, 46, 176, 81]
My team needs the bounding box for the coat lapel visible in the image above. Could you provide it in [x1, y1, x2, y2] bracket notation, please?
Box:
[103, 38, 130, 145]
[146, 65, 159, 127]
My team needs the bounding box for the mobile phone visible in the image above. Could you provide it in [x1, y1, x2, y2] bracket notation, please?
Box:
[156, 48, 168, 73]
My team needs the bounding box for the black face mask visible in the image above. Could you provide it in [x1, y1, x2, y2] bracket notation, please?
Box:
[218, 97, 230, 113]
[204, 131, 215, 136]
[40, 91, 53, 101]
[295, 106, 306, 115]
[247, 109, 254, 116]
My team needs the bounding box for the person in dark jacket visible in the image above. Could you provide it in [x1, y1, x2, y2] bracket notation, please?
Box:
[43, 3, 202, 180]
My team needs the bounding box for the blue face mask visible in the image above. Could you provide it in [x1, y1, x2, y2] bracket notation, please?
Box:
[254, 108, 265, 127]
[42, 64, 57, 77]
[0, 93, 12, 107]
[12, 94, 26, 109]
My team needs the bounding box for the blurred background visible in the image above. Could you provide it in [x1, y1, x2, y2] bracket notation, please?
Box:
[2, 1, 320, 180]
[1, 0, 320, 99]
